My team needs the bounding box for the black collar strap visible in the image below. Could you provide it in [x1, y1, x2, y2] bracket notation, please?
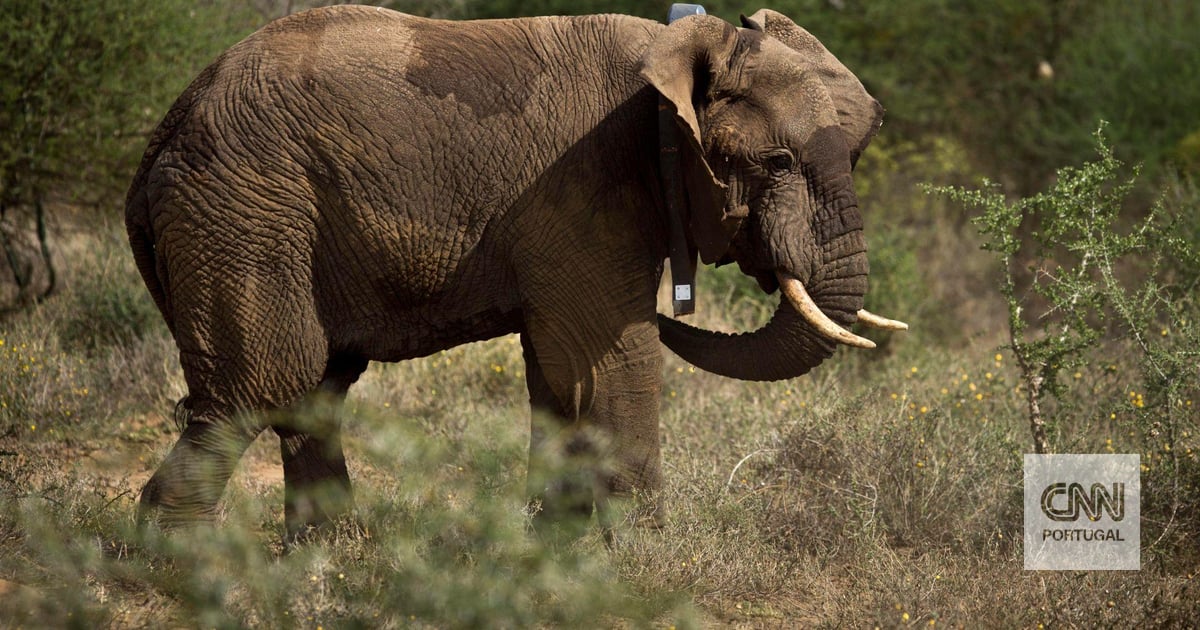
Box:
[660, 3, 707, 316]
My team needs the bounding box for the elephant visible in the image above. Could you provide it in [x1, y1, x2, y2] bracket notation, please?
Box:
[125, 5, 906, 537]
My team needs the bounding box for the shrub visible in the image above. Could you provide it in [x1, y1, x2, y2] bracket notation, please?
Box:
[52, 227, 160, 356]
[930, 127, 1200, 555]
[0, 0, 250, 212]
[0, 218, 179, 437]
[0, 405, 695, 628]
[689, 0, 1200, 192]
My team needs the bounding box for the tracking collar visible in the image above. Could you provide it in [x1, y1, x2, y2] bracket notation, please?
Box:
[659, 3, 707, 316]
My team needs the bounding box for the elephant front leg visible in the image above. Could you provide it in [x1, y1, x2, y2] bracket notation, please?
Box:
[522, 335, 597, 539]
[589, 343, 667, 533]
[520, 320, 666, 539]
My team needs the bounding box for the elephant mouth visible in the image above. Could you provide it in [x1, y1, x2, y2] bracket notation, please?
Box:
[753, 271, 778, 293]
[777, 271, 907, 349]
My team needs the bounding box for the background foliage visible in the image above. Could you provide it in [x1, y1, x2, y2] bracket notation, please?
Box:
[2, 0, 1198, 626]
[4, 0, 1196, 211]
[0, 0, 251, 210]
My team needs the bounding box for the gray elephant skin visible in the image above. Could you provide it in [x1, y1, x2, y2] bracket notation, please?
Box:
[125, 5, 905, 535]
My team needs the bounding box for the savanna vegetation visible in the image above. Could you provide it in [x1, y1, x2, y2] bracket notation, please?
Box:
[2, 0, 1198, 626]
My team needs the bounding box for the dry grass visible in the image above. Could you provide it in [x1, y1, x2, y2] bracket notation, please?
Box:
[2, 150, 1198, 626]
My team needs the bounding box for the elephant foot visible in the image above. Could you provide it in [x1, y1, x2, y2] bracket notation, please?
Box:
[596, 491, 666, 547]
[136, 410, 262, 532]
[135, 471, 222, 533]
[283, 480, 355, 542]
[527, 474, 596, 544]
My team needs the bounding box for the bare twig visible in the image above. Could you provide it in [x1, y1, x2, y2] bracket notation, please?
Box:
[725, 449, 778, 491]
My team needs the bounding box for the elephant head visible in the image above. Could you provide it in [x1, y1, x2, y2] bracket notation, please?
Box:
[640, 10, 905, 382]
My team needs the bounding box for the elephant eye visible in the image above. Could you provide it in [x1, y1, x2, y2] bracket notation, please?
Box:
[763, 152, 795, 175]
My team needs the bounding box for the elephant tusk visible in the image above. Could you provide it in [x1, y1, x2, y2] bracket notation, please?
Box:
[856, 309, 909, 331]
[777, 273, 876, 349]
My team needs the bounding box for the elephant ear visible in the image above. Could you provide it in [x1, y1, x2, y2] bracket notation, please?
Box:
[638, 16, 740, 265]
[741, 9, 883, 167]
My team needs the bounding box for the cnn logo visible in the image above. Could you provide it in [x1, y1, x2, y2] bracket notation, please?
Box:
[1024, 454, 1139, 570]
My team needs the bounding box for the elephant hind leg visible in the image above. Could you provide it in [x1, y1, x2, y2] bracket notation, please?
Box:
[137, 402, 263, 529]
[139, 250, 331, 530]
[276, 352, 368, 539]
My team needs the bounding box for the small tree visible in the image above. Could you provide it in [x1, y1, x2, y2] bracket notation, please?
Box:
[929, 128, 1200, 457]
[0, 0, 250, 310]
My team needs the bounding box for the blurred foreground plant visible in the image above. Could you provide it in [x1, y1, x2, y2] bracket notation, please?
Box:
[0, 403, 695, 628]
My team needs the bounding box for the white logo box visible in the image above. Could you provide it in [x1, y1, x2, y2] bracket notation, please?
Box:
[1024, 454, 1140, 571]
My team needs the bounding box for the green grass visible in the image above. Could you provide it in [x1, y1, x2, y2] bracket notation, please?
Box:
[2, 151, 1199, 626]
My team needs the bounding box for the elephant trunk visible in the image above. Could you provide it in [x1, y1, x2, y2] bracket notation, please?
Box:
[658, 246, 870, 382]
[658, 193, 907, 381]
[657, 295, 836, 382]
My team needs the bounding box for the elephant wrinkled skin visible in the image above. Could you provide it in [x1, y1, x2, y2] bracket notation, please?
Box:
[126, 5, 903, 535]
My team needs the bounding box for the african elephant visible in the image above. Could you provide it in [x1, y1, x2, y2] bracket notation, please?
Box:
[126, 5, 905, 536]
